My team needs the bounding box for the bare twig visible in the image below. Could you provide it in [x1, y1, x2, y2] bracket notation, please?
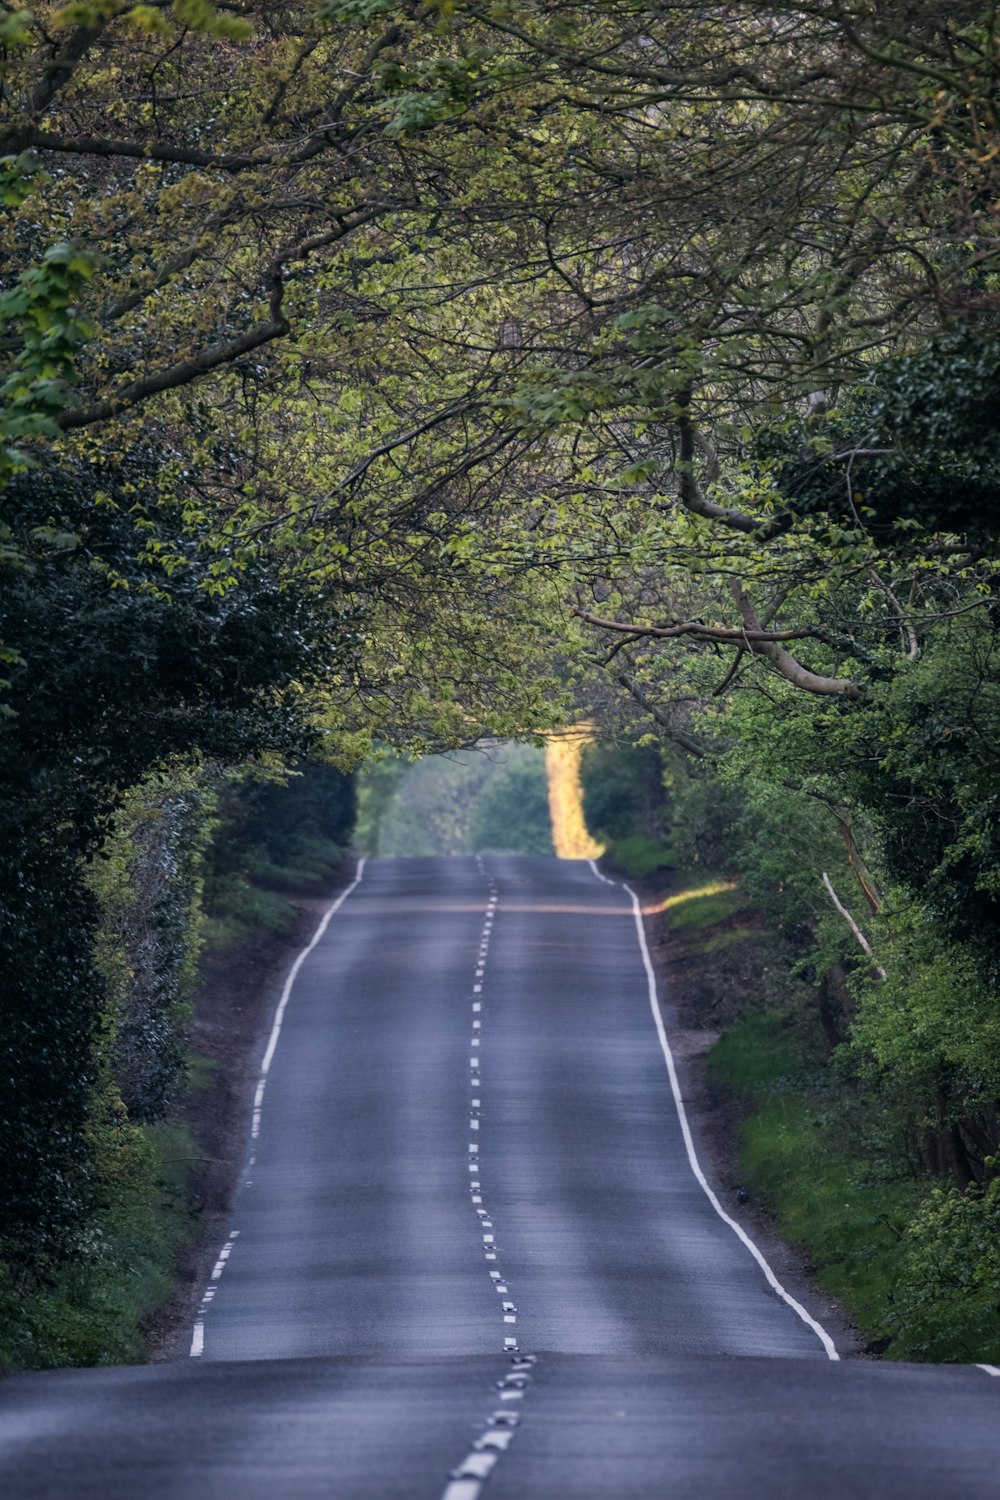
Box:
[821, 872, 887, 978]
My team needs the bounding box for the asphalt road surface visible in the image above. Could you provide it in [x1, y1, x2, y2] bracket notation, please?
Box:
[2, 855, 999, 1498]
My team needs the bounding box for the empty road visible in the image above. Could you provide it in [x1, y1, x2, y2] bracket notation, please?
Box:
[2, 855, 998, 1497]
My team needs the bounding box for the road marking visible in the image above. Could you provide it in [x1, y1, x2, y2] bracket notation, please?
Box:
[191, 1228, 240, 1357]
[977, 1364, 1000, 1377]
[451, 1452, 497, 1481]
[441, 861, 534, 1500]
[588, 858, 840, 1362]
[260, 860, 366, 1079]
[441, 1481, 481, 1500]
[190, 863, 366, 1358]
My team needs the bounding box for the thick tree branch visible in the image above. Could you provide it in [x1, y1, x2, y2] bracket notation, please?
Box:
[674, 388, 793, 541]
[675, 388, 761, 533]
[61, 209, 381, 429]
[615, 670, 709, 759]
[102, 203, 239, 322]
[580, 609, 834, 646]
[729, 579, 863, 699]
[61, 267, 288, 430]
[19, 127, 262, 172]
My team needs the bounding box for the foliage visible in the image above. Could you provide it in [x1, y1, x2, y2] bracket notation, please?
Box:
[545, 731, 603, 860]
[890, 1177, 1000, 1363]
[0, 453, 350, 1268]
[762, 333, 1000, 544]
[469, 748, 553, 857]
[201, 759, 356, 944]
[712, 1001, 1000, 1364]
[580, 741, 665, 843]
[368, 743, 550, 858]
[0, 1122, 196, 1370]
[88, 770, 216, 1124]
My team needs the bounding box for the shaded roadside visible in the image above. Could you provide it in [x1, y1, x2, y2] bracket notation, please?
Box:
[619, 865, 869, 1360]
[147, 861, 357, 1362]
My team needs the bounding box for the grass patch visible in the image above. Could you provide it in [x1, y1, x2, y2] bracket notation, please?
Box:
[185, 1050, 217, 1097]
[201, 876, 297, 951]
[202, 835, 347, 951]
[664, 883, 746, 932]
[709, 1010, 928, 1356]
[604, 834, 676, 878]
[700, 923, 759, 954]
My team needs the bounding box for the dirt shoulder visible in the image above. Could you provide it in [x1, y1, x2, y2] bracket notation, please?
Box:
[147, 862, 357, 1362]
[630, 870, 870, 1359]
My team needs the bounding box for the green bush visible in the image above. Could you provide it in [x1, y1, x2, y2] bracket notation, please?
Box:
[0, 1122, 197, 1369]
[890, 1178, 1000, 1363]
[604, 834, 676, 878]
[710, 1011, 916, 1347]
[580, 741, 665, 842]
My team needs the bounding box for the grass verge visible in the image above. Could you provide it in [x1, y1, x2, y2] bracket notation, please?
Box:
[654, 870, 1000, 1362]
[708, 1013, 916, 1347]
[0, 1122, 197, 1369]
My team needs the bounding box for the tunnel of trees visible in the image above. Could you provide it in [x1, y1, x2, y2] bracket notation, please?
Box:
[3, 0, 1000, 1364]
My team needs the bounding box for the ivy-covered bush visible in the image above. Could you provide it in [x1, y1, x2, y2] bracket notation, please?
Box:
[88, 771, 218, 1125]
[0, 454, 352, 1272]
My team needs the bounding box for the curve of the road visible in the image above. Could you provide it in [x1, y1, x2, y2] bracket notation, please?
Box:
[1, 855, 998, 1500]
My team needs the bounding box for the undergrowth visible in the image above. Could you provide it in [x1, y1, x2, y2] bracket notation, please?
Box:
[709, 1004, 1000, 1362]
[0, 1122, 196, 1369]
[604, 834, 677, 878]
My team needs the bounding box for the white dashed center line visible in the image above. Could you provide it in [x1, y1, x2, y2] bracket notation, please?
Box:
[439, 860, 536, 1500]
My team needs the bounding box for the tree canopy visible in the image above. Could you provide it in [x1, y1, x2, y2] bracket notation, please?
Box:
[3, 0, 1000, 1358]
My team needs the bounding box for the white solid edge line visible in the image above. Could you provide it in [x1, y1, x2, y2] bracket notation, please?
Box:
[588, 857, 840, 1361]
[188, 857, 366, 1357]
[260, 857, 367, 1077]
[976, 1364, 1000, 1377]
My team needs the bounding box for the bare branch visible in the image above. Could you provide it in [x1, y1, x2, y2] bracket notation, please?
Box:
[615, 670, 708, 759]
[580, 609, 835, 647]
[729, 580, 863, 699]
[821, 872, 886, 978]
